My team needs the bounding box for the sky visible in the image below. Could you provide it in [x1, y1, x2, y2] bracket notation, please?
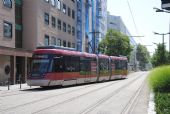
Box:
[107, 0, 170, 55]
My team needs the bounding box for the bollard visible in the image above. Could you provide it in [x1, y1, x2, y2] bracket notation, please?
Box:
[8, 78, 10, 90]
[19, 75, 22, 89]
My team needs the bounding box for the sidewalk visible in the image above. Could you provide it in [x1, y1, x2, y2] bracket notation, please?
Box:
[0, 83, 36, 91]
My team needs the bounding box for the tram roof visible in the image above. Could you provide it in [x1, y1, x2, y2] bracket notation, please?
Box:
[110, 56, 127, 60]
[34, 49, 97, 58]
[98, 54, 110, 59]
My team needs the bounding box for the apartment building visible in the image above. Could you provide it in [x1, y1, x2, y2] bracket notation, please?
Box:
[23, 0, 77, 50]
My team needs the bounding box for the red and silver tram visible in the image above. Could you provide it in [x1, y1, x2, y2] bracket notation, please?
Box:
[27, 46, 128, 87]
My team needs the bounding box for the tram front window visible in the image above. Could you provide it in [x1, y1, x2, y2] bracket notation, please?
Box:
[31, 59, 50, 77]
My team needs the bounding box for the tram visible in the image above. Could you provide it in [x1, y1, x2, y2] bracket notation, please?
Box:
[27, 46, 128, 87]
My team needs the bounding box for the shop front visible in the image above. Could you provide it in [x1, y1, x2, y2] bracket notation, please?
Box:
[0, 46, 32, 85]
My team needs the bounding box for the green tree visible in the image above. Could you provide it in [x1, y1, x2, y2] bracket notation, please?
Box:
[151, 43, 168, 67]
[136, 44, 150, 70]
[99, 29, 132, 58]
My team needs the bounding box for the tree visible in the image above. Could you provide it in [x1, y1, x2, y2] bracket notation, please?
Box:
[99, 29, 132, 58]
[151, 43, 168, 67]
[136, 44, 150, 70]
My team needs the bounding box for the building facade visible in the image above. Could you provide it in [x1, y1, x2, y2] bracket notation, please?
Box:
[77, 0, 107, 53]
[23, 0, 77, 50]
[107, 13, 136, 45]
[98, 0, 107, 42]
[0, 0, 32, 85]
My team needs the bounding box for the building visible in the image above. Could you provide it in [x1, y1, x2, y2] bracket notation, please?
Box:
[98, 0, 107, 42]
[0, 0, 32, 85]
[23, 0, 77, 50]
[77, 0, 107, 53]
[107, 13, 136, 45]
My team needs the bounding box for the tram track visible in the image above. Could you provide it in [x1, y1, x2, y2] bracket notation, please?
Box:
[120, 78, 147, 114]
[0, 72, 145, 114]
[0, 72, 138, 97]
[33, 73, 146, 114]
[0, 77, 122, 113]
[78, 73, 146, 114]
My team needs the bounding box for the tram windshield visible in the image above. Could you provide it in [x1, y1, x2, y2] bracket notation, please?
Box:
[31, 59, 50, 76]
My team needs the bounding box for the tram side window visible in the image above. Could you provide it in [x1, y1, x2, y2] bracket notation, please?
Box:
[121, 60, 127, 70]
[52, 56, 63, 72]
[64, 56, 80, 72]
[115, 60, 121, 70]
[80, 57, 91, 72]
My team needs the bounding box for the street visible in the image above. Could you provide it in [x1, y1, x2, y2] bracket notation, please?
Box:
[0, 72, 149, 114]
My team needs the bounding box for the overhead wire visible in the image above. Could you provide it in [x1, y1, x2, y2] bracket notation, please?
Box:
[127, 0, 142, 42]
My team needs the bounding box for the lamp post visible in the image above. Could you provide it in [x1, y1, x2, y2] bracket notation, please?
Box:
[153, 32, 170, 44]
[153, 32, 170, 64]
[154, 7, 170, 52]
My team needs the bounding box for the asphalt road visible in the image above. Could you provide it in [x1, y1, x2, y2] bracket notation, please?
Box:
[0, 72, 149, 114]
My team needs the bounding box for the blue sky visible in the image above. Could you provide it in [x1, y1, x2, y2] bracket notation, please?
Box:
[107, 0, 170, 55]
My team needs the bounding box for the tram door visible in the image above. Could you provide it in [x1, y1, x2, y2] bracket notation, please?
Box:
[80, 57, 91, 82]
[85, 60, 91, 82]
[53, 56, 64, 79]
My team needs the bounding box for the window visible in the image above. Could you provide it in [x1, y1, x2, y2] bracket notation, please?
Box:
[57, 19, 61, 30]
[63, 22, 66, 32]
[44, 0, 49, 3]
[68, 24, 71, 34]
[44, 13, 49, 25]
[51, 0, 56, 6]
[68, 7, 71, 17]
[63, 40, 66, 47]
[72, 26, 75, 36]
[68, 42, 71, 47]
[44, 35, 49, 46]
[57, 0, 61, 10]
[63, 4, 66, 14]
[72, 10, 75, 19]
[51, 37, 57, 45]
[72, 43, 75, 48]
[51, 16, 56, 28]
[64, 56, 80, 72]
[3, 21, 12, 38]
[57, 39, 61, 46]
[3, 0, 12, 8]
[52, 56, 63, 72]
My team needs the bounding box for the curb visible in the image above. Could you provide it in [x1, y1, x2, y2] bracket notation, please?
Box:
[148, 92, 156, 114]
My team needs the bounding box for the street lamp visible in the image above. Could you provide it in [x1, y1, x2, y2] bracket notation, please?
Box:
[153, 32, 170, 64]
[153, 32, 170, 45]
[154, 7, 170, 52]
[153, 7, 170, 13]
